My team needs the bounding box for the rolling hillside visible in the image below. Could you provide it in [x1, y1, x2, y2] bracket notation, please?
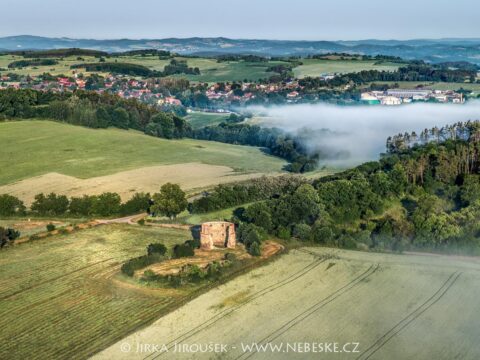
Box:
[0, 120, 286, 203]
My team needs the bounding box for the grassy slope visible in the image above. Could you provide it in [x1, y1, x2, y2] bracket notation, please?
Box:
[293, 59, 401, 78]
[185, 111, 230, 129]
[0, 224, 190, 359]
[0, 120, 285, 185]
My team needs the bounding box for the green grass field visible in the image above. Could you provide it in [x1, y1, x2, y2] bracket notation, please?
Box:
[293, 59, 402, 78]
[366, 81, 480, 93]
[0, 120, 285, 186]
[184, 111, 230, 129]
[0, 54, 286, 82]
[0, 224, 193, 359]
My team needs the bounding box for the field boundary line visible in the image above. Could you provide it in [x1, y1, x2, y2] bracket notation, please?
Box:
[357, 271, 462, 360]
[235, 264, 380, 360]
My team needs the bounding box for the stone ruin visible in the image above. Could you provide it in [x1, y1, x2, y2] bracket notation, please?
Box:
[200, 221, 236, 250]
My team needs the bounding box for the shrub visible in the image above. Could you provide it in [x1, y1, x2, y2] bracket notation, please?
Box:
[0, 227, 20, 248]
[277, 226, 291, 240]
[224, 252, 237, 262]
[138, 218, 145, 225]
[249, 242, 261, 256]
[173, 243, 195, 258]
[46, 223, 56, 232]
[293, 223, 311, 241]
[121, 254, 164, 277]
[147, 243, 167, 256]
[0, 194, 26, 216]
[120, 192, 151, 215]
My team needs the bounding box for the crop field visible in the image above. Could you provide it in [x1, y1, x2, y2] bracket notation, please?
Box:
[365, 81, 480, 94]
[0, 54, 286, 82]
[293, 59, 402, 78]
[0, 224, 194, 359]
[0, 55, 112, 77]
[0, 121, 285, 203]
[184, 111, 230, 129]
[170, 59, 287, 83]
[95, 248, 480, 360]
[0, 218, 81, 237]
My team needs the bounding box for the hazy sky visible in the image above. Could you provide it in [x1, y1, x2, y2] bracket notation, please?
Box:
[2, 0, 479, 40]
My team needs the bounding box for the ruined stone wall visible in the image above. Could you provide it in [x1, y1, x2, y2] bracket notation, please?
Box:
[200, 222, 236, 250]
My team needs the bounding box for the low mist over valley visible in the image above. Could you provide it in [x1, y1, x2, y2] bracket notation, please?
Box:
[249, 101, 480, 167]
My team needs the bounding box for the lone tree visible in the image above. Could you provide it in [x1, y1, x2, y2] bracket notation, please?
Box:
[151, 183, 188, 219]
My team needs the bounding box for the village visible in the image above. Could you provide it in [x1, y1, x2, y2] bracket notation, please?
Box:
[361, 88, 465, 105]
[0, 68, 469, 114]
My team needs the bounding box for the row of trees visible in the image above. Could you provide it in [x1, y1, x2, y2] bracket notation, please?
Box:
[71, 59, 200, 78]
[0, 89, 191, 138]
[192, 123, 319, 172]
[0, 183, 189, 219]
[299, 63, 477, 90]
[0, 192, 151, 217]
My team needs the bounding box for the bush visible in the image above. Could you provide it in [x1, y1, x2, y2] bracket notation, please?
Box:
[0, 194, 26, 216]
[293, 223, 311, 241]
[138, 219, 145, 225]
[120, 192, 151, 215]
[147, 243, 167, 256]
[46, 223, 56, 232]
[31, 193, 69, 216]
[173, 243, 195, 258]
[249, 242, 261, 256]
[0, 227, 20, 248]
[224, 252, 237, 262]
[121, 253, 164, 277]
[277, 226, 291, 240]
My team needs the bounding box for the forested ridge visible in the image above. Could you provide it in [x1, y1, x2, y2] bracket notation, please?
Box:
[194, 123, 480, 255]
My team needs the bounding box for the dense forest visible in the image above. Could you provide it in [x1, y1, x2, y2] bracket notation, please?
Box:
[194, 122, 480, 255]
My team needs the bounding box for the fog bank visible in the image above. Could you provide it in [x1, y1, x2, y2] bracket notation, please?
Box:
[248, 101, 480, 167]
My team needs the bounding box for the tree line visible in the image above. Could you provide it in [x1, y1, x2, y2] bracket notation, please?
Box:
[0, 192, 151, 218]
[299, 63, 478, 90]
[70, 59, 200, 78]
[0, 88, 191, 138]
[192, 123, 319, 172]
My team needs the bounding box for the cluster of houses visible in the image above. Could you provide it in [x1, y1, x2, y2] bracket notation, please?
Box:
[0, 73, 184, 106]
[361, 89, 465, 105]
[205, 80, 303, 103]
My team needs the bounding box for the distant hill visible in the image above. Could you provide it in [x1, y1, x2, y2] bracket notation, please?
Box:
[1, 35, 480, 64]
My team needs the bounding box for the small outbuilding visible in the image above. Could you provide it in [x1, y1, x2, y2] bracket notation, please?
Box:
[200, 221, 236, 250]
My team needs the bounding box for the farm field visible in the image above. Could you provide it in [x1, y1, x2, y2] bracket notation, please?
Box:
[293, 59, 401, 78]
[365, 81, 480, 93]
[170, 59, 287, 82]
[95, 248, 480, 360]
[0, 121, 286, 202]
[0, 54, 286, 82]
[0, 224, 193, 359]
[184, 111, 230, 129]
[0, 54, 112, 77]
